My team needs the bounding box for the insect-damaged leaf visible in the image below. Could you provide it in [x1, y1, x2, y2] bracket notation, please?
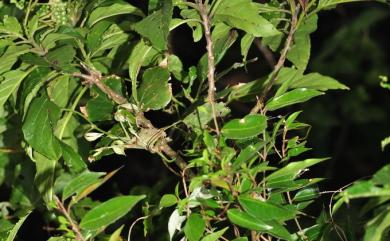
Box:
[138, 67, 172, 111]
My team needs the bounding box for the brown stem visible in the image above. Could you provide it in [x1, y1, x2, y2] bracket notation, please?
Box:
[196, 0, 220, 135]
[54, 196, 85, 241]
[250, 6, 300, 114]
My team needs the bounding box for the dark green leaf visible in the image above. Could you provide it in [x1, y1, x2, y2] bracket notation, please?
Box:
[138, 67, 171, 110]
[133, 0, 172, 50]
[221, 114, 267, 139]
[60, 142, 87, 174]
[22, 95, 62, 160]
[62, 171, 105, 201]
[80, 195, 146, 231]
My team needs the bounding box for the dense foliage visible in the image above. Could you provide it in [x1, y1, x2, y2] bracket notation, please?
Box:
[0, 0, 389, 241]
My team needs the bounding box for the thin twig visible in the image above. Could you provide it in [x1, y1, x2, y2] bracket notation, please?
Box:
[196, 0, 220, 135]
[251, 6, 300, 114]
[54, 196, 85, 241]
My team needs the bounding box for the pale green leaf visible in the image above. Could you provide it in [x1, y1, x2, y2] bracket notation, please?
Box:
[200, 227, 228, 241]
[221, 114, 267, 139]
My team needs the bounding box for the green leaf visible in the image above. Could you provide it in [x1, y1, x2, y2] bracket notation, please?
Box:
[0, 69, 34, 107]
[373, 164, 390, 186]
[0, 45, 31, 74]
[33, 151, 57, 204]
[200, 227, 228, 241]
[128, 40, 159, 102]
[183, 102, 230, 131]
[22, 95, 62, 160]
[267, 158, 328, 183]
[232, 238, 249, 241]
[233, 141, 265, 169]
[342, 181, 390, 200]
[87, 2, 143, 26]
[266, 88, 324, 111]
[62, 171, 105, 201]
[46, 45, 76, 69]
[293, 186, 319, 202]
[221, 114, 267, 139]
[363, 207, 390, 241]
[60, 142, 87, 174]
[289, 73, 349, 91]
[5, 212, 31, 241]
[214, 0, 280, 37]
[138, 67, 172, 110]
[80, 195, 146, 231]
[240, 33, 255, 62]
[238, 196, 297, 222]
[286, 14, 318, 70]
[318, 0, 370, 10]
[0, 16, 22, 35]
[184, 213, 205, 241]
[227, 209, 272, 231]
[109, 225, 124, 241]
[133, 0, 173, 50]
[159, 194, 178, 208]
